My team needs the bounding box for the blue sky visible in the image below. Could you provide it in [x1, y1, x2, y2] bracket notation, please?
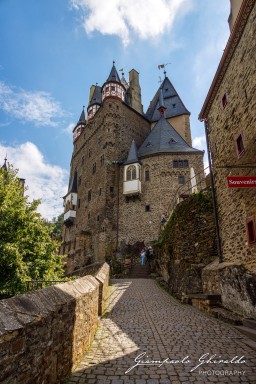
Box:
[0, 0, 230, 219]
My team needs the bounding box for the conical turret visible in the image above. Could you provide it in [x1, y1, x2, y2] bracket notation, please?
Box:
[102, 61, 126, 103]
[87, 85, 102, 120]
[73, 107, 86, 142]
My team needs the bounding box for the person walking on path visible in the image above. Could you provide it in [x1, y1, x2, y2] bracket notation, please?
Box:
[140, 248, 145, 265]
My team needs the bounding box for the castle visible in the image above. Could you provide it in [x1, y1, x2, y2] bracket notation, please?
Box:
[61, 63, 205, 273]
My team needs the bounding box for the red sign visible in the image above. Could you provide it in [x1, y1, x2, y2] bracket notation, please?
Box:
[227, 176, 256, 188]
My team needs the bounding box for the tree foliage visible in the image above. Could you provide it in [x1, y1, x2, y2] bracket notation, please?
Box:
[45, 213, 64, 240]
[0, 165, 65, 297]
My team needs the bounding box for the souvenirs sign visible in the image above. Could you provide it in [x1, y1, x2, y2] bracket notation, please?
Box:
[227, 176, 256, 188]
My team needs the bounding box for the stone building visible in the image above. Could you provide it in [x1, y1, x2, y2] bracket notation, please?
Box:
[199, 0, 256, 318]
[61, 63, 204, 273]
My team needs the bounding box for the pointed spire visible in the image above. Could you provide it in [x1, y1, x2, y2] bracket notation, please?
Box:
[158, 87, 167, 116]
[78, 107, 86, 125]
[1, 155, 7, 171]
[146, 76, 190, 122]
[106, 61, 121, 83]
[88, 86, 102, 108]
[124, 139, 139, 165]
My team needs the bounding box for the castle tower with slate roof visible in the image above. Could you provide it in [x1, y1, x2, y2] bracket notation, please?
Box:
[61, 63, 204, 273]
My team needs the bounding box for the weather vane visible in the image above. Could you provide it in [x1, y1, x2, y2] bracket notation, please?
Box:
[158, 62, 171, 77]
[119, 66, 126, 76]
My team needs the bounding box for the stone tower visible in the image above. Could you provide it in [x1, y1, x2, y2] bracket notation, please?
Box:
[61, 63, 204, 274]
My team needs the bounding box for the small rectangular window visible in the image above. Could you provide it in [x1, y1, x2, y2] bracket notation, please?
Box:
[99, 188, 102, 196]
[88, 190, 92, 202]
[78, 199, 80, 208]
[235, 133, 245, 157]
[110, 186, 114, 193]
[178, 175, 185, 184]
[145, 170, 150, 181]
[78, 176, 81, 186]
[111, 86, 115, 91]
[222, 93, 228, 109]
[173, 160, 178, 168]
[145, 205, 150, 212]
[246, 217, 256, 246]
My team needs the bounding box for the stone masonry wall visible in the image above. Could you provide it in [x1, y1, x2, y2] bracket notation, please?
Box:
[118, 151, 204, 250]
[203, 2, 256, 318]
[207, 2, 256, 269]
[155, 191, 217, 298]
[0, 263, 110, 384]
[62, 98, 150, 271]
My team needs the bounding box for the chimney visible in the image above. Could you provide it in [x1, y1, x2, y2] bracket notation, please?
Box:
[128, 69, 143, 114]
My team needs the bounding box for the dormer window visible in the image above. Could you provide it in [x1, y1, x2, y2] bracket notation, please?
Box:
[169, 138, 176, 143]
[127, 165, 136, 181]
[146, 142, 152, 148]
[172, 104, 176, 108]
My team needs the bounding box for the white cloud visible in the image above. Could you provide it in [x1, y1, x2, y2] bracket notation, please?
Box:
[0, 81, 64, 127]
[63, 122, 75, 135]
[0, 142, 68, 220]
[192, 134, 206, 150]
[192, 134, 209, 171]
[192, 1, 230, 92]
[70, 0, 191, 46]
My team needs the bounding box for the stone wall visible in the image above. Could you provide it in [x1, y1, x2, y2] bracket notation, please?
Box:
[118, 152, 204, 251]
[206, 2, 256, 269]
[0, 263, 110, 384]
[61, 98, 150, 272]
[203, 2, 256, 318]
[95, 262, 110, 315]
[155, 190, 217, 298]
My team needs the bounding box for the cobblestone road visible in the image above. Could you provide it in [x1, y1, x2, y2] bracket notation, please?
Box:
[67, 279, 256, 384]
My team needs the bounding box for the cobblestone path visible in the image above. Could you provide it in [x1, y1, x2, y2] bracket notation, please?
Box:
[67, 279, 256, 384]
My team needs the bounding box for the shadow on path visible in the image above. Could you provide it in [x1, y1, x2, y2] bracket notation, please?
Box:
[67, 279, 256, 384]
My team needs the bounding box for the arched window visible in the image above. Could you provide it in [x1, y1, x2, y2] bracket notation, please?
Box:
[127, 165, 136, 181]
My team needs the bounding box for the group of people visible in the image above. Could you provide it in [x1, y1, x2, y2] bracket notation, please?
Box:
[161, 211, 169, 225]
[140, 246, 155, 265]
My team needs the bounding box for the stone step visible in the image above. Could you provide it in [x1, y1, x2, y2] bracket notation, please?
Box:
[235, 326, 256, 342]
[243, 318, 256, 329]
[211, 307, 243, 325]
[129, 265, 150, 278]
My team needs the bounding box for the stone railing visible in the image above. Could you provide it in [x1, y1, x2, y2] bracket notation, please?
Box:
[0, 262, 110, 384]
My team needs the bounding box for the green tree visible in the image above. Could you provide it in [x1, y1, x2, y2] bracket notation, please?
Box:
[47, 213, 64, 240]
[0, 164, 65, 297]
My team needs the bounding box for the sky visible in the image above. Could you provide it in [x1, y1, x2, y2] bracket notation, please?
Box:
[0, 0, 230, 220]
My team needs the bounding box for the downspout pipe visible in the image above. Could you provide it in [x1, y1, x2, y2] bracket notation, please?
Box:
[203, 119, 223, 262]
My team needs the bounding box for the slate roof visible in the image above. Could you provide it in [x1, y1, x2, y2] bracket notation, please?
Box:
[73, 108, 86, 132]
[138, 116, 203, 157]
[88, 85, 102, 107]
[124, 139, 139, 165]
[64, 170, 78, 197]
[146, 77, 190, 122]
[106, 63, 121, 83]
